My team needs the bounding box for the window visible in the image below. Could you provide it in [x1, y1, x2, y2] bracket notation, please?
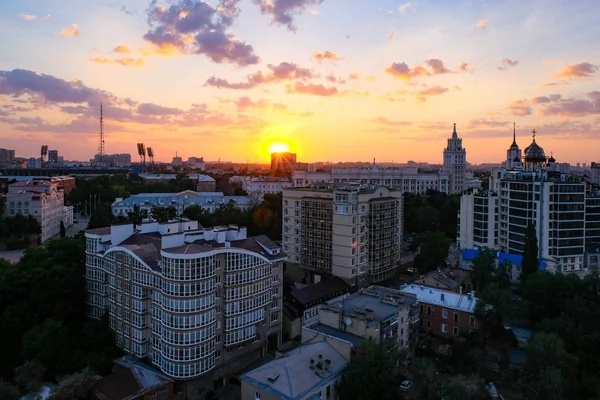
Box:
[442, 309, 448, 319]
[441, 324, 447, 333]
[453, 326, 459, 336]
[453, 312, 459, 322]
[469, 316, 475, 326]
[149, 395, 156, 400]
[255, 392, 261, 400]
[427, 307, 432, 315]
[161, 388, 167, 400]
[426, 320, 431, 328]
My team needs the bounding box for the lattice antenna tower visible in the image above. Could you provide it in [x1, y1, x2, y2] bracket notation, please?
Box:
[98, 102, 105, 163]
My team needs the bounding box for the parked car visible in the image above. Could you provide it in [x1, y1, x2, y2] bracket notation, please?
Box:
[405, 268, 415, 275]
[399, 380, 412, 392]
[485, 382, 499, 399]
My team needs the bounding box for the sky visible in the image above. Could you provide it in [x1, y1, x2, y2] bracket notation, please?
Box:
[0, 0, 599, 165]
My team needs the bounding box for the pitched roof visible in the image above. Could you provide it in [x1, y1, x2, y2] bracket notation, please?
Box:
[400, 284, 478, 313]
[241, 341, 348, 400]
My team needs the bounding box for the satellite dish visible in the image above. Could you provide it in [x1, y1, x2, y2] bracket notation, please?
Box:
[345, 317, 352, 326]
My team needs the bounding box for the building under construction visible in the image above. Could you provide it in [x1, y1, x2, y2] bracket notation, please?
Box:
[283, 183, 403, 285]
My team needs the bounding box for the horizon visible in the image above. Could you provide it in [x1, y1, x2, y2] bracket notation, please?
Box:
[1, 0, 599, 165]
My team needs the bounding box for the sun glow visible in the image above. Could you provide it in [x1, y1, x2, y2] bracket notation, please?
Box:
[268, 142, 290, 154]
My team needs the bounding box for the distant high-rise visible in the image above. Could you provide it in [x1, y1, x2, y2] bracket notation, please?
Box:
[48, 150, 59, 163]
[0, 148, 16, 165]
[271, 152, 296, 174]
[442, 123, 467, 194]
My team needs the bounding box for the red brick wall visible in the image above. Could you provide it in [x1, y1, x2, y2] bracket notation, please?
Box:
[142, 382, 175, 400]
[418, 302, 482, 337]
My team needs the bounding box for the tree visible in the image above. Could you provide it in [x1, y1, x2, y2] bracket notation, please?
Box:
[337, 341, 403, 400]
[151, 205, 177, 223]
[14, 360, 45, 395]
[127, 204, 147, 229]
[60, 220, 66, 237]
[0, 380, 19, 400]
[48, 369, 95, 400]
[22, 319, 71, 374]
[416, 205, 439, 233]
[521, 222, 539, 280]
[87, 204, 113, 229]
[470, 248, 496, 292]
[412, 232, 451, 274]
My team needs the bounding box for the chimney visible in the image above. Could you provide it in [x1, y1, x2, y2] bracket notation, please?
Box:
[459, 286, 463, 294]
[325, 359, 332, 372]
[309, 359, 315, 370]
[440, 293, 445, 302]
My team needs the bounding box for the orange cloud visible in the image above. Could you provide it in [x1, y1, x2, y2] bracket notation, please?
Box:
[313, 51, 342, 62]
[543, 60, 557, 65]
[349, 72, 360, 80]
[286, 82, 338, 96]
[20, 14, 37, 20]
[59, 24, 80, 36]
[556, 62, 598, 78]
[385, 62, 429, 80]
[113, 45, 133, 54]
[460, 61, 476, 72]
[388, 32, 397, 40]
[372, 117, 412, 126]
[416, 86, 449, 102]
[90, 57, 144, 67]
[476, 20, 488, 28]
[507, 99, 532, 116]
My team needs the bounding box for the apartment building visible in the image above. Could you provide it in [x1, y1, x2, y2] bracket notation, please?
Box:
[291, 123, 473, 195]
[302, 286, 419, 358]
[458, 129, 600, 272]
[400, 284, 481, 337]
[590, 162, 600, 186]
[282, 183, 402, 285]
[4, 180, 73, 242]
[85, 220, 286, 399]
[229, 176, 293, 194]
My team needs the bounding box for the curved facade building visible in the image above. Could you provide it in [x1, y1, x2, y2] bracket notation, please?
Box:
[85, 220, 286, 398]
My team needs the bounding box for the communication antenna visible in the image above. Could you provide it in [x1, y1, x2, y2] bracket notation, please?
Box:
[98, 102, 105, 164]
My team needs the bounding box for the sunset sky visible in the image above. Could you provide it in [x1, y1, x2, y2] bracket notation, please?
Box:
[0, 0, 599, 164]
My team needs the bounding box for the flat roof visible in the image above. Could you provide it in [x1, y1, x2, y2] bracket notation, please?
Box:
[306, 324, 365, 347]
[400, 284, 478, 313]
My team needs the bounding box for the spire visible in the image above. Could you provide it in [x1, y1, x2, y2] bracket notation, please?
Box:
[452, 123, 457, 139]
[512, 122, 517, 145]
[532, 128, 536, 141]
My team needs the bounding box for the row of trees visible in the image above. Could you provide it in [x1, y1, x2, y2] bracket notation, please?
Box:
[0, 214, 41, 250]
[0, 237, 121, 398]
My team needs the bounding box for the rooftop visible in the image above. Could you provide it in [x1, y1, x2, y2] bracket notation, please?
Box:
[291, 278, 350, 306]
[400, 284, 478, 313]
[241, 341, 348, 400]
[305, 324, 366, 347]
[112, 190, 251, 207]
[462, 248, 548, 270]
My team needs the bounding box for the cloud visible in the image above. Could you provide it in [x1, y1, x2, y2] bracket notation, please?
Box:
[137, 103, 184, 115]
[460, 61, 475, 73]
[385, 62, 429, 80]
[286, 82, 338, 96]
[398, 3, 411, 13]
[252, 0, 324, 31]
[475, 20, 488, 28]
[388, 32, 397, 40]
[498, 58, 519, 71]
[143, 0, 259, 66]
[425, 59, 453, 74]
[531, 94, 562, 104]
[507, 99, 532, 116]
[20, 14, 37, 20]
[313, 51, 342, 62]
[43, 14, 51, 20]
[205, 61, 313, 89]
[326, 74, 346, 84]
[121, 5, 137, 16]
[543, 60, 557, 65]
[90, 57, 144, 67]
[112, 45, 133, 54]
[349, 72, 360, 80]
[537, 91, 600, 117]
[372, 117, 412, 126]
[416, 86, 449, 102]
[556, 62, 598, 78]
[541, 81, 570, 87]
[59, 24, 80, 36]
[469, 119, 511, 128]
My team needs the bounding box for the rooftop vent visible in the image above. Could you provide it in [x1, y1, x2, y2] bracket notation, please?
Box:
[440, 293, 445, 302]
[309, 359, 315, 370]
[325, 359, 332, 372]
[267, 373, 280, 383]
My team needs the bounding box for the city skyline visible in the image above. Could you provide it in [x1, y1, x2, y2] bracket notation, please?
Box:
[1, 0, 599, 164]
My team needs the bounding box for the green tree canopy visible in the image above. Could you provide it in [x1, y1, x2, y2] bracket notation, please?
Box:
[470, 247, 496, 292]
[521, 222, 539, 280]
[337, 341, 404, 400]
[413, 232, 451, 274]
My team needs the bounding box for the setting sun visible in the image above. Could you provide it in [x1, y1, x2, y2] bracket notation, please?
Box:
[268, 142, 290, 154]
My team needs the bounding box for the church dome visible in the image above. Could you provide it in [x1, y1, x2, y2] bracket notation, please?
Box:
[548, 154, 556, 163]
[524, 129, 546, 162]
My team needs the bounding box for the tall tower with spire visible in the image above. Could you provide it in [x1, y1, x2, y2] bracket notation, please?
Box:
[505, 122, 522, 169]
[443, 123, 467, 194]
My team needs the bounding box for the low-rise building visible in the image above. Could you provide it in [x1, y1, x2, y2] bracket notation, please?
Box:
[283, 278, 350, 340]
[231, 176, 293, 194]
[411, 270, 462, 293]
[460, 248, 548, 284]
[91, 355, 174, 400]
[4, 180, 73, 242]
[111, 190, 252, 217]
[400, 284, 481, 337]
[303, 286, 419, 356]
[188, 173, 217, 192]
[241, 341, 347, 400]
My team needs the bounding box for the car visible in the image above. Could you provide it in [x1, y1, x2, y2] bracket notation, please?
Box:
[405, 268, 415, 275]
[399, 380, 412, 392]
[73, 217, 79, 223]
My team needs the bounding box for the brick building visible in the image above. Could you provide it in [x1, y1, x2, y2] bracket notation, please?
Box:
[400, 284, 482, 337]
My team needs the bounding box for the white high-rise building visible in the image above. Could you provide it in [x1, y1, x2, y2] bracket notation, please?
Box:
[458, 129, 600, 273]
[442, 123, 467, 195]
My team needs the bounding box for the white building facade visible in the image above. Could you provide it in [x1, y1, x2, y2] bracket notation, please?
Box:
[229, 176, 293, 194]
[4, 180, 72, 242]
